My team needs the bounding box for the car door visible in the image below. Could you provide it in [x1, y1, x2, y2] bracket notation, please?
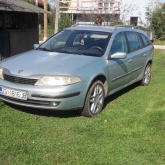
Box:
[125, 31, 147, 81]
[107, 32, 132, 92]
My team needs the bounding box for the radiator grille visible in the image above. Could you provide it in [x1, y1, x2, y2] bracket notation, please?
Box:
[3, 74, 38, 85]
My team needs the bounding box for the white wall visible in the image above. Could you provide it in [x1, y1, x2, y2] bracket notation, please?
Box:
[120, 0, 160, 26]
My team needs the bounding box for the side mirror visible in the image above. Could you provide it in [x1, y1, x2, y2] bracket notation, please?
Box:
[108, 52, 127, 60]
[33, 44, 39, 49]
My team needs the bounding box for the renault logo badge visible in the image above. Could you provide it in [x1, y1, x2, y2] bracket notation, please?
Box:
[18, 69, 23, 74]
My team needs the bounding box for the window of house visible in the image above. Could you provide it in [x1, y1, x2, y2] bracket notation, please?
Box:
[130, 17, 138, 26]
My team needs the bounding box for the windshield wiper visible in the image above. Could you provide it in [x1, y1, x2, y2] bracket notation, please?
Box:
[38, 47, 52, 52]
[57, 50, 77, 54]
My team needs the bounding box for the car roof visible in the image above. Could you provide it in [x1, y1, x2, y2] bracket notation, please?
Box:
[65, 24, 147, 35]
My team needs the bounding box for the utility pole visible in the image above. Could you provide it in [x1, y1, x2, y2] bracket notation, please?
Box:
[35, 0, 38, 6]
[55, 0, 60, 34]
[44, 0, 48, 41]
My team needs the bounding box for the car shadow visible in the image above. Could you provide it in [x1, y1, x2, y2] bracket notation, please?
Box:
[5, 82, 140, 118]
[103, 82, 140, 109]
[5, 103, 82, 118]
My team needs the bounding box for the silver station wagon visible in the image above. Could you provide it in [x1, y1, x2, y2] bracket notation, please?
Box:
[0, 25, 154, 117]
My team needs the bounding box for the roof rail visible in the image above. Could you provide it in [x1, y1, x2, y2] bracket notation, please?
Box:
[114, 25, 136, 29]
[114, 25, 145, 30]
[72, 24, 102, 27]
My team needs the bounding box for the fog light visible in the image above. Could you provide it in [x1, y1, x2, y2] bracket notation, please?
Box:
[50, 101, 60, 107]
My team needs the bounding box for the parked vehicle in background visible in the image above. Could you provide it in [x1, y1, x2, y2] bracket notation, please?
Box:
[0, 25, 154, 117]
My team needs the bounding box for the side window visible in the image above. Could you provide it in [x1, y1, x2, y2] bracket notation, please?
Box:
[140, 33, 151, 46]
[137, 33, 143, 48]
[125, 31, 141, 52]
[110, 32, 128, 54]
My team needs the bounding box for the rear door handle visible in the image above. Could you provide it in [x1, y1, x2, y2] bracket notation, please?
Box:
[143, 54, 147, 57]
[127, 59, 132, 63]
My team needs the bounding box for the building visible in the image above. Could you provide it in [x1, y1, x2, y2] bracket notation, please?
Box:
[0, 0, 44, 60]
[59, 0, 162, 26]
[60, 0, 120, 25]
[121, 0, 160, 26]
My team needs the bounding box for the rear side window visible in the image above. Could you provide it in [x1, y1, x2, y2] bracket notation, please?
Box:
[125, 31, 141, 52]
[110, 32, 128, 54]
[137, 33, 144, 48]
[140, 33, 151, 46]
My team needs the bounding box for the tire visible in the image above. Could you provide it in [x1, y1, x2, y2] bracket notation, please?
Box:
[141, 63, 152, 86]
[81, 80, 105, 117]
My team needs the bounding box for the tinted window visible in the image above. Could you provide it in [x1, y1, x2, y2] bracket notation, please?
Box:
[125, 31, 141, 52]
[137, 33, 143, 48]
[41, 30, 72, 49]
[39, 30, 110, 57]
[140, 33, 151, 46]
[110, 32, 128, 54]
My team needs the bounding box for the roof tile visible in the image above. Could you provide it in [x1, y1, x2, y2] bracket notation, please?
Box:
[0, 0, 45, 13]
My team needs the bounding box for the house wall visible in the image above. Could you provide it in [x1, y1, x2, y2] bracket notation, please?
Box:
[60, 0, 120, 25]
[121, 0, 160, 26]
[10, 30, 38, 56]
[0, 32, 10, 61]
[61, 0, 120, 14]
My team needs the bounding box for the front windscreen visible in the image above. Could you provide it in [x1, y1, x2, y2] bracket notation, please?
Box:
[39, 30, 111, 57]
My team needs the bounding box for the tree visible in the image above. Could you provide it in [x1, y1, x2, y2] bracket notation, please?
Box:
[145, 0, 165, 40]
[151, 5, 165, 40]
[48, 11, 72, 33]
[58, 13, 72, 31]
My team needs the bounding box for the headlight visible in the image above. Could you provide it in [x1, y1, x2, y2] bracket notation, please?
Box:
[0, 67, 3, 79]
[35, 75, 81, 86]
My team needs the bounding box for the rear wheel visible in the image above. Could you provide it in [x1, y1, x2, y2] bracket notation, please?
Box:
[141, 63, 152, 86]
[81, 80, 105, 117]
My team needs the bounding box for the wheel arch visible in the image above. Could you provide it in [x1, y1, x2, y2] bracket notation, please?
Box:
[90, 74, 108, 97]
[82, 75, 107, 117]
[147, 59, 153, 65]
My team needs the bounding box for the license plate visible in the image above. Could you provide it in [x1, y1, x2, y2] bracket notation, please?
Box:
[0, 86, 27, 100]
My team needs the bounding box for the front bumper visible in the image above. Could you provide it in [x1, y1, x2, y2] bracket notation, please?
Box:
[0, 79, 88, 110]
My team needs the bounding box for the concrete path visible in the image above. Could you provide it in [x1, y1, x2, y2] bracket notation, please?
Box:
[154, 45, 165, 50]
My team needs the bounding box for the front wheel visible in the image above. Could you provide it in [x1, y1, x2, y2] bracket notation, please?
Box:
[141, 63, 152, 86]
[81, 81, 105, 117]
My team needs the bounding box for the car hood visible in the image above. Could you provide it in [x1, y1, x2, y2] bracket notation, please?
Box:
[1, 50, 100, 78]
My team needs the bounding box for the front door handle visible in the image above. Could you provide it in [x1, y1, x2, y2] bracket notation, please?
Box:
[127, 59, 132, 63]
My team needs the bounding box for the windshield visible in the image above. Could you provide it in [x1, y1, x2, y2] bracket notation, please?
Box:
[39, 30, 111, 57]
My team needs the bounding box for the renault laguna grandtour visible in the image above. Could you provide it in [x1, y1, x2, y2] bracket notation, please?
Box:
[0, 25, 154, 117]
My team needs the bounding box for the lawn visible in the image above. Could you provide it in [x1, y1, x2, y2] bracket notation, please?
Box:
[154, 39, 165, 45]
[0, 49, 165, 165]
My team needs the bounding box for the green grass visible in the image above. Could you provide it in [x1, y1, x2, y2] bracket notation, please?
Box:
[0, 50, 165, 165]
[154, 39, 165, 45]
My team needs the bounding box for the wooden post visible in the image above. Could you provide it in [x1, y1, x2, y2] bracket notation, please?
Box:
[44, 0, 48, 41]
[35, 0, 38, 6]
[55, 0, 59, 34]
